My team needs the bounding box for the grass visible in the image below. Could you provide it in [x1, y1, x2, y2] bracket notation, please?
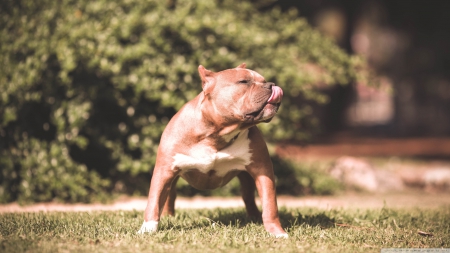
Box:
[1, 206, 449, 253]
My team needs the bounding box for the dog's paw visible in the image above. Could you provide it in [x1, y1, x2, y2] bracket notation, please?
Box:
[274, 233, 289, 239]
[137, 220, 159, 234]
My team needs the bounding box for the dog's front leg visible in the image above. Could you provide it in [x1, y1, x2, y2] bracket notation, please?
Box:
[246, 127, 288, 238]
[138, 164, 178, 234]
[252, 172, 287, 238]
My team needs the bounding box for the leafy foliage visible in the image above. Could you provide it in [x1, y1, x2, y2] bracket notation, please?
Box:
[272, 156, 343, 196]
[0, 0, 361, 203]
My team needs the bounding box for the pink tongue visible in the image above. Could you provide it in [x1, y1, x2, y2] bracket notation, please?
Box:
[267, 86, 283, 104]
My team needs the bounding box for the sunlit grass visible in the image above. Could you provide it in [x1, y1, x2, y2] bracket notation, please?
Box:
[1, 206, 448, 253]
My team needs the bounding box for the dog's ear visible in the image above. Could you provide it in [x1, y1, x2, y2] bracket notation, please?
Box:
[198, 65, 215, 95]
[236, 63, 246, 69]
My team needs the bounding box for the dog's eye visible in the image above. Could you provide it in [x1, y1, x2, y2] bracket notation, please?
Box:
[238, 80, 250, 84]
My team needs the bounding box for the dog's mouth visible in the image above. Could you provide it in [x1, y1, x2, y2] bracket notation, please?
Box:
[267, 86, 283, 104]
[244, 102, 281, 122]
[244, 86, 283, 122]
[245, 109, 263, 120]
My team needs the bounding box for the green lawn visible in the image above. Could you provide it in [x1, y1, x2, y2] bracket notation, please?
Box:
[1, 207, 448, 253]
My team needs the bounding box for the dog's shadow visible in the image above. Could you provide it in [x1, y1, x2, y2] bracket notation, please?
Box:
[158, 208, 335, 232]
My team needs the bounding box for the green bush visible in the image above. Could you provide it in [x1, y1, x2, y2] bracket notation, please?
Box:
[272, 156, 343, 195]
[0, 0, 361, 203]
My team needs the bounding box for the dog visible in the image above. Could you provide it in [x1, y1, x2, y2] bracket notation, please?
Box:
[138, 63, 288, 238]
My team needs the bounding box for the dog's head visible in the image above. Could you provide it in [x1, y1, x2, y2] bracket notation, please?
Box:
[198, 63, 283, 126]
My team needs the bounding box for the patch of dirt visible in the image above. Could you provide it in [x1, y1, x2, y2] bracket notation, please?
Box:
[1, 191, 449, 213]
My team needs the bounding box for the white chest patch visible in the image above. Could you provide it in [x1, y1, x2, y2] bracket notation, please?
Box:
[172, 129, 252, 177]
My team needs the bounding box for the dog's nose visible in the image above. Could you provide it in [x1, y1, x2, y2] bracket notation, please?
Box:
[262, 82, 275, 89]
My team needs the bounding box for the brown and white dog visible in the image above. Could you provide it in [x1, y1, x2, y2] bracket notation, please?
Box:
[138, 63, 287, 238]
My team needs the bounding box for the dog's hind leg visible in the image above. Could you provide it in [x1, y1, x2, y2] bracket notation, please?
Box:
[162, 176, 179, 216]
[238, 171, 261, 218]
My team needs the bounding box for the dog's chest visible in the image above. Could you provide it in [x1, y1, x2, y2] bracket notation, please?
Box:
[172, 130, 252, 176]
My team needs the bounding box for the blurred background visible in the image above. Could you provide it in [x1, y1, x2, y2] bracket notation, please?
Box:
[1, 0, 449, 204]
[274, 0, 450, 138]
